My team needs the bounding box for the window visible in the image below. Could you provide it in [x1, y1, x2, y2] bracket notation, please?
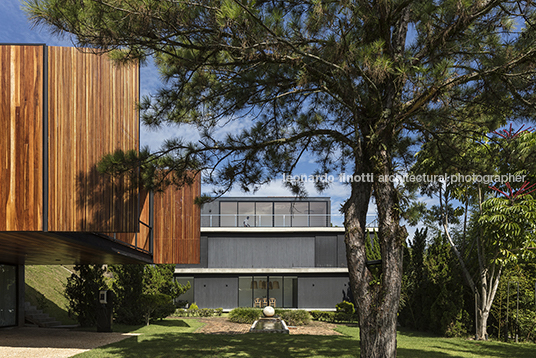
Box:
[238, 202, 255, 227]
[274, 202, 292, 227]
[256, 202, 273, 227]
[291, 202, 309, 227]
[220, 202, 237, 227]
[174, 277, 194, 307]
[310, 202, 328, 227]
[0, 265, 17, 327]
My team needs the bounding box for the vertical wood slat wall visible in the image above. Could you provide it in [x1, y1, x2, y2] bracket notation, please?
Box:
[1, 44, 200, 263]
[0, 45, 43, 231]
[47, 47, 139, 232]
[152, 177, 201, 264]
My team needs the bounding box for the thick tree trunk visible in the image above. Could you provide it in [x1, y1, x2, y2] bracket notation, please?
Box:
[344, 151, 405, 357]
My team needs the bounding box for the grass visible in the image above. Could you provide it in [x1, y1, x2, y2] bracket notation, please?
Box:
[25, 265, 77, 325]
[71, 319, 536, 358]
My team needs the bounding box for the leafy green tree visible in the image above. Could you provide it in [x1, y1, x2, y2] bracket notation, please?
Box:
[412, 127, 536, 339]
[109, 264, 145, 325]
[26, 1, 536, 355]
[64, 264, 107, 327]
[139, 293, 175, 326]
[144, 264, 190, 299]
[109, 264, 190, 324]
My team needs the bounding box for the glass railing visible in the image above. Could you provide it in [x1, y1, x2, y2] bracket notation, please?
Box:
[201, 213, 378, 228]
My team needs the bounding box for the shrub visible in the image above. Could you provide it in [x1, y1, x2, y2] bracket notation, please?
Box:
[229, 307, 262, 324]
[198, 308, 215, 317]
[173, 308, 186, 317]
[275, 309, 311, 326]
[310, 310, 358, 323]
[336, 301, 355, 314]
[215, 308, 224, 316]
[139, 293, 174, 325]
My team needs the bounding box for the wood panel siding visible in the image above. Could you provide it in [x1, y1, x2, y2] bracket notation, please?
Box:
[47, 46, 139, 232]
[115, 189, 151, 252]
[0, 45, 43, 231]
[153, 177, 201, 264]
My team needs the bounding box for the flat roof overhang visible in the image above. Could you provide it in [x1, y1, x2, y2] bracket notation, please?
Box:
[0, 231, 152, 265]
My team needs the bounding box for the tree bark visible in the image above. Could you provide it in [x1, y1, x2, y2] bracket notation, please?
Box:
[344, 146, 405, 357]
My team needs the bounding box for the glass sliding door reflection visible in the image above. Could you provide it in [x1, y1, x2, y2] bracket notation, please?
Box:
[220, 202, 237, 227]
[274, 202, 291, 227]
[268, 276, 283, 308]
[253, 276, 268, 307]
[0, 265, 17, 327]
[174, 277, 194, 307]
[283, 276, 298, 308]
[291, 202, 309, 227]
[238, 202, 255, 227]
[238, 276, 254, 307]
[256, 202, 273, 227]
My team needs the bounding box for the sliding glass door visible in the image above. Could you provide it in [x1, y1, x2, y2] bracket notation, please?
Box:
[0, 265, 17, 327]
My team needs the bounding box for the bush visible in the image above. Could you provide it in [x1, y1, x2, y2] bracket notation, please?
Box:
[173, 308, 186, 317]
[275, 309, 311, 326]
[229, 307, 262, 324]
[310, 310, 358, 323]
[139, 293, 174, 325]
[215, 308, 224, 316]
[198, 308, 215, 317]
[65, 264, 107, 327]
[336, 301, 355, 314]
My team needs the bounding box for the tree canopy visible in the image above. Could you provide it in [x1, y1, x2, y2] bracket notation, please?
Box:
[25, 1, 536, 356]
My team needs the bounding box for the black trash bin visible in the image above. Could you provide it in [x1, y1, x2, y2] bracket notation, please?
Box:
[96, 290, 113, 332]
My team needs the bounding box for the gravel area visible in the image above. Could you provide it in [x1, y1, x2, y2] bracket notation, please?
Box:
[192, 316, 343, 336]
[0, 326, 136, 358]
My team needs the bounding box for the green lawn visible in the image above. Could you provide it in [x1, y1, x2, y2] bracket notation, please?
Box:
[72, 319, 536, 358]
[25, 265, 77, 325]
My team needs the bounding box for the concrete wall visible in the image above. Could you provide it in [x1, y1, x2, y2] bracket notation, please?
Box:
[194, 276, 238, 309]
[297, 276, 350, 309]
[208, 237, 315, 268]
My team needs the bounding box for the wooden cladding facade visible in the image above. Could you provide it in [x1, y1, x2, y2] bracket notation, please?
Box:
[152, 177, 201, 264]
[1, 44, 200, 264]
[115, 178, 201, 264]
[0, 45, 44, 231]
[47, 46, 139, 232]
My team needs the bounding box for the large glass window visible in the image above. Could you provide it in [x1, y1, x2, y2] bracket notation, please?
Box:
[220, 202, 237, 227]
[255, 202, 273, 227]
[238, 276, 254, 307]
[174, 277, 194, 308]
[0, 265, 17, 327]
[310, 202, 328, 227]
[274, 202, 292, 227]
[283, 276, 298, 308]
[291, 202, 309, 227]
[238, 202, 255, 227]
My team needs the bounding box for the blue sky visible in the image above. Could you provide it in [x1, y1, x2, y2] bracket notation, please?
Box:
[0, 0, 383, 228]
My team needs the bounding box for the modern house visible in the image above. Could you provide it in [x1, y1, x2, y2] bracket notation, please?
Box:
[175, 197, 377, 310]
[0, 44, 200, 327]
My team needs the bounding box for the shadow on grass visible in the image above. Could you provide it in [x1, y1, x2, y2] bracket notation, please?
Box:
[25, 284, 75, 325]
[74, 321, 536, 358]
[79, 333, 359, 358]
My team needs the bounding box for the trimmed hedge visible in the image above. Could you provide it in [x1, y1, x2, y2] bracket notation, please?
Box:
[228, 307, 262, 324]
[172, 307, 224, 317]
[228, 308, 311, 325]
[275, 309, 311, 326]
[310, 310, 359, 323]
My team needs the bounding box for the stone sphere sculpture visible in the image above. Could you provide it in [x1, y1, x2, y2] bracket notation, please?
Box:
[263, 306, 275, 317]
